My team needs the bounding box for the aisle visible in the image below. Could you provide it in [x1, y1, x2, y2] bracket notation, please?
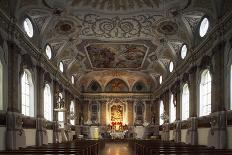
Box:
[99, 142, 134, 155]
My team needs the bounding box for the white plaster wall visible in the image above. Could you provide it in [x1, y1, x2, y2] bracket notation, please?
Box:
[134, 126, 145, 139]
[169, 130, 174, 141]
[24, 129, 36, 146]
[227, 127, 232, 149]
[181, 129, 187, 143]
[198, 128, 210, 146]
[47, 130, 53, 144]
[0, 127, 6, 150]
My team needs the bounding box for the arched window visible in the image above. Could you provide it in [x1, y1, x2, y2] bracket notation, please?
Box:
[159, 100, 164, 125]
[199, 69, 211, 116]
[44, 84, 52, 121]
[21, 69, 34, 117]
[23, 18, 34, 38]
[70, 100, 75, 125]
[170, 94, 176, 123]
[0, 61, 2, 110]
[181, 83, 189, 120]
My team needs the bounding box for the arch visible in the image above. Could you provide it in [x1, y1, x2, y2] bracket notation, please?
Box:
[199, 69, 211, 116]
[44, 83, 52, 121]
[181, 83, 189, 120]
[21, 69, 35, 117]
[105, 78, 129, 92]
[87, 80, 102, 92]
[132, 81, 148, 92]
[159, 100, 164, 125]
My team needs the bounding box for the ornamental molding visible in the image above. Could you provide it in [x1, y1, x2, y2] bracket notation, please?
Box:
[82, 93, 151, 101]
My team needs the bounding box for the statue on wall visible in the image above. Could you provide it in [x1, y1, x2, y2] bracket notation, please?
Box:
[78, 112, 84, 125]
[151, 112, 156, 125]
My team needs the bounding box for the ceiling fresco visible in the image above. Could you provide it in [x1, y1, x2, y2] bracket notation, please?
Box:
[10, 0, 217, 92]
[85, 43, 148, 69]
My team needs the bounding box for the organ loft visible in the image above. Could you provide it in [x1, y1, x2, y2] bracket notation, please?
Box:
[0, 0, 232, 154]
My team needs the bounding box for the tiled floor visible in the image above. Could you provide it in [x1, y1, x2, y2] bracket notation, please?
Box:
[99, 142, 134, 155]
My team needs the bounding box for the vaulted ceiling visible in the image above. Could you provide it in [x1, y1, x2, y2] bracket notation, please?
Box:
[14, 0, 218, 92]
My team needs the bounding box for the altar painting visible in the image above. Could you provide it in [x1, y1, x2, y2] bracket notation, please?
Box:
[111, 105, 123, 122]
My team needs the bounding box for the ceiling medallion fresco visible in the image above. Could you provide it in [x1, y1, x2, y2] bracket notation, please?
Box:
[85, 43, 148, 69]
[156, 21, 178, 35]
[55, 19, 81, 35]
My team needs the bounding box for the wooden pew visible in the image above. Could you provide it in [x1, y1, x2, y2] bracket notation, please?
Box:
[134, 139, 232, 155]
[0, 139, 104, 155]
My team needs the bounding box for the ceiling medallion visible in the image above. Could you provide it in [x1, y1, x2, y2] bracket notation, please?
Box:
[55, 20, 75, 35]
[156, 21, 178, 35]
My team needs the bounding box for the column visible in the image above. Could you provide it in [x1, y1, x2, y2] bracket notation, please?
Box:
[100, 100, 106, 126]
[188, 66, 198, 145]
[6, 42, 26, 150]
[209, 42, 227, 149]
[35, 66, 47, 146]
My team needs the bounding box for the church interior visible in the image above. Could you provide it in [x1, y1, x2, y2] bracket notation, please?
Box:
[0, 0, 232, 154]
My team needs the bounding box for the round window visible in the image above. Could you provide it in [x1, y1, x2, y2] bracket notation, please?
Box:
[199, 17, 209, 37]
[45, 44, 52, 59]
[180, 44, 187, 59]
[23, 18, 34, 38]
[159, 75, 162, 84]
[169, 61, 174, 73]
[59, 62, 64, 72]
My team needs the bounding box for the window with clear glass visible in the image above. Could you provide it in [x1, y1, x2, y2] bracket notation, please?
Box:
[0, 61, 2, 110]
[44, 84, 52, 121]
[181, 83, 189, 120]
[159, 100, 164, 125]
[59, 62, 64, 72]
[170, 94, 176, 123]
[169, 61, 174, 72]
[45, 44, 52, 59]
[199, 17, 209, 37]
[70, 100, 75, 125]
[181, 44, 187, 59]
[199, 69, 211, 116]
[23, 18, 34, 38]
[21, 70, 34, 117]
[71, 75, 75, 84]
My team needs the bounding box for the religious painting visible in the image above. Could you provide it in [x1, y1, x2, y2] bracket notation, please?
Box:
[86, 43, 148, 68]
[105, 78, 129, 92]
[111, 105, 123, 123]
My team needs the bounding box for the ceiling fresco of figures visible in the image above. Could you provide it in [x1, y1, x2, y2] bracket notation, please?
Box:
[10, 0, 217, 91]
[86, 43, 148, 69]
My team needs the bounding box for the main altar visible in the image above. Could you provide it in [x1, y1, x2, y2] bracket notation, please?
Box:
[106, 99, 128, 139]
